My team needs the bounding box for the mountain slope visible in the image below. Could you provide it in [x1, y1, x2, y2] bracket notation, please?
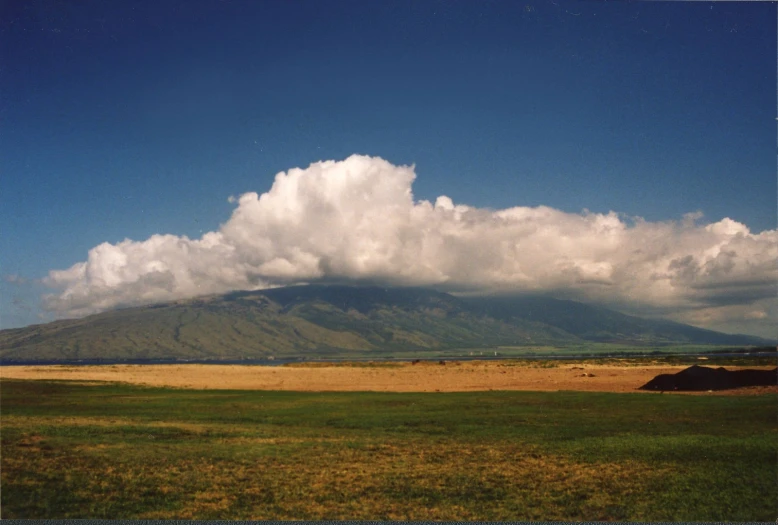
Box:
[0, 285, 770, 362]
[461, 295, 769, 346]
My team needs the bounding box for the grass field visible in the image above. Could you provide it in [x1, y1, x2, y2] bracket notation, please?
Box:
[282, 354, 777, 368]
[1, 378, 776, 520]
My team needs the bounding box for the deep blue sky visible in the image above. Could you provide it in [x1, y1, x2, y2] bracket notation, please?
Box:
[1, 0, 775, 329]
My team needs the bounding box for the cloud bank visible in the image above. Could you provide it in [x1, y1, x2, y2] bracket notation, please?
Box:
[44, 155, 777, 336]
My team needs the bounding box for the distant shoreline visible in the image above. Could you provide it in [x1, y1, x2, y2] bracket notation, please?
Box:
[1, 349, 774, 367]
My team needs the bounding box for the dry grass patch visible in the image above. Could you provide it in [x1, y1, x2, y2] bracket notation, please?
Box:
[4, 440, 664, 520]
[3, 360, 774, 394]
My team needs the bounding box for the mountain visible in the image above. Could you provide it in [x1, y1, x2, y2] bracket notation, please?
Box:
[461, 295, 769, 346]
[0, 285, 771, 362]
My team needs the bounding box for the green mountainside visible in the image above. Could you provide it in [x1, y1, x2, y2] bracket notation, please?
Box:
[0, 285, 771, 362]
[461, 295, 769, 346]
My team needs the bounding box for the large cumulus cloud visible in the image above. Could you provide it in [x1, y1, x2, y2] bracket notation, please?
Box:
[44, 155, 777, 335]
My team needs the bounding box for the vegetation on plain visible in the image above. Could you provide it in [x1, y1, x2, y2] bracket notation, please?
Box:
[2, 379, 775, 520]
[282, 361, 406, 368]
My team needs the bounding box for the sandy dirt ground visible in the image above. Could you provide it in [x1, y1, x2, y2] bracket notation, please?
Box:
[2, 361, 776, 395]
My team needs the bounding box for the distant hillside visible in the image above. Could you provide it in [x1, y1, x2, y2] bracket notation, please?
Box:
[461, 295, 770, 346]
[0, 285, 771, 362]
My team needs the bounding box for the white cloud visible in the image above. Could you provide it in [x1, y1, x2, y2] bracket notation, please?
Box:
[669, 298, 777, 340]
[4, 274, 30, 285]
[43, 155, 778, 335]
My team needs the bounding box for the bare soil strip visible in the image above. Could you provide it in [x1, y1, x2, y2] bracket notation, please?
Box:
[2, 361, 775, 395]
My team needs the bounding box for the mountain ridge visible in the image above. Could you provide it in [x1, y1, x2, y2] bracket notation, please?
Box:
[0, 285, 771, 362]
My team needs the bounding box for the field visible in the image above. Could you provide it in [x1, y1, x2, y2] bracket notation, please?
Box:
[2, 356, 776, 393]
[1, 359, 776, 520]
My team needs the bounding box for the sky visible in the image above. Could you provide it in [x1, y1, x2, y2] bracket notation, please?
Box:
[1, 0, 776, 338]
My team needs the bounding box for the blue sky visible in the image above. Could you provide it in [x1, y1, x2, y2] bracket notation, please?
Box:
[1, 0, 776, 335]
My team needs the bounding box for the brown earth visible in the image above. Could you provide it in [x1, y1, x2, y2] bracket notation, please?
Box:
[2, 361, 776, 395]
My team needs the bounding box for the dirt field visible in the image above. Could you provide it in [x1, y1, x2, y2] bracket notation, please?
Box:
[2, 361, 775, 395]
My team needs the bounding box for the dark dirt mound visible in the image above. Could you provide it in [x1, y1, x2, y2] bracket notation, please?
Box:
[639, 365, 778, 391]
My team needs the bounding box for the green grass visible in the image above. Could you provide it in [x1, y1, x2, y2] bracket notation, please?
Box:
[1, 379, 775, 520]
[283, 360, 406, 368]
[490, 354, 777, 368]
[382, 343, 773, 360]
